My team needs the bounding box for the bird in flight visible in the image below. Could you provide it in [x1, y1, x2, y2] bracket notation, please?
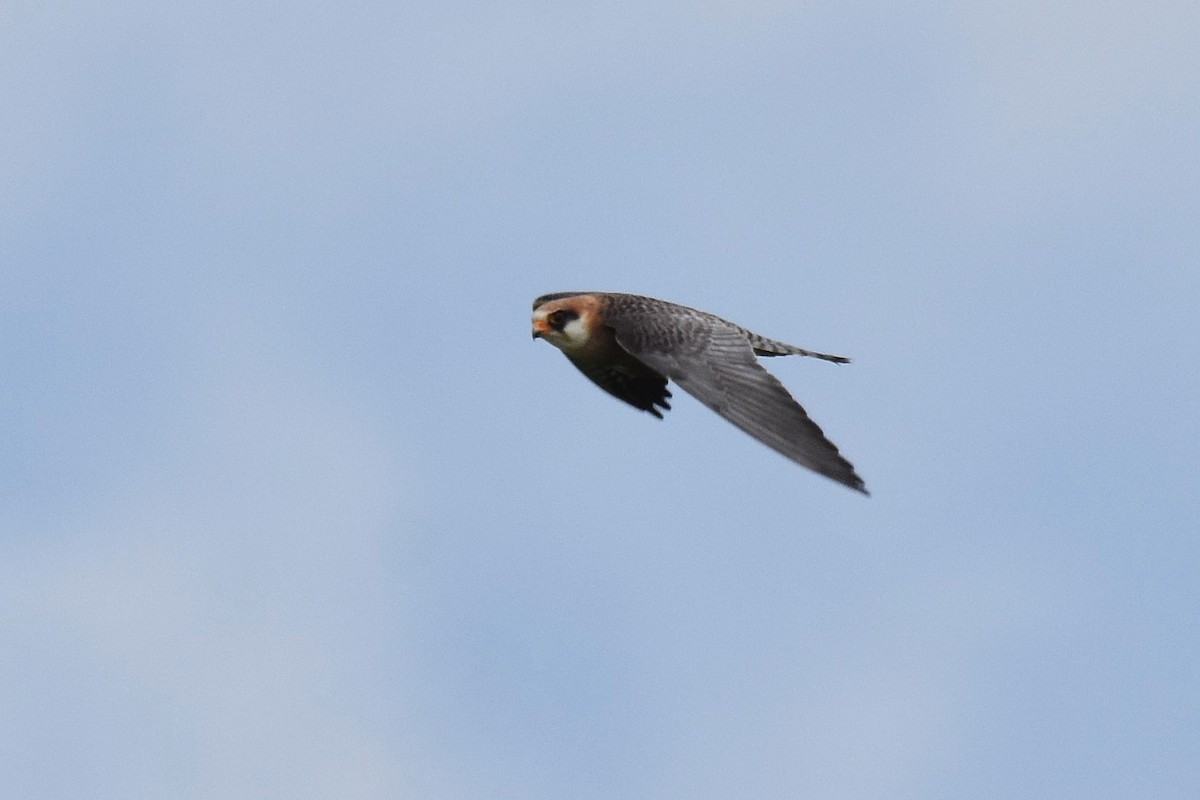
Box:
[531, 292, 868, 494]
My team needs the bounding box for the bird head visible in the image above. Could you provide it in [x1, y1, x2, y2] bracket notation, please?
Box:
[531, 294, 596, 353]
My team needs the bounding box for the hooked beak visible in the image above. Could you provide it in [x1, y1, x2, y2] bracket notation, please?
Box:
[531, 319, 550, 340]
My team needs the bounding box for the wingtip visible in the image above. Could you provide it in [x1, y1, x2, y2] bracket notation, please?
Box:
[844, 472, 870, 495]
[830, 468, 869, 495]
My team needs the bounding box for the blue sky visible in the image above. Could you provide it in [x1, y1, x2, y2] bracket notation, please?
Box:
[3, 2, 1198, 798]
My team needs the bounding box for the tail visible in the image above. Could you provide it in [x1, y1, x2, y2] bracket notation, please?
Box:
[745, 331, 851, 364]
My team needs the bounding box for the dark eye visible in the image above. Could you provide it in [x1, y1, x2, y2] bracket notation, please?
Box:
[548, 309, 578, 331]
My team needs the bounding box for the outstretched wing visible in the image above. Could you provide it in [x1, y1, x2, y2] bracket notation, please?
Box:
[604, 300, 867, 493]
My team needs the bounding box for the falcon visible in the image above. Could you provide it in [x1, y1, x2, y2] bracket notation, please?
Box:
[531, 292, 868, 494]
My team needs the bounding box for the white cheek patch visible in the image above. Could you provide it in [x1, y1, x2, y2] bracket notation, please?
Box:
[559, 317, 591, 350]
